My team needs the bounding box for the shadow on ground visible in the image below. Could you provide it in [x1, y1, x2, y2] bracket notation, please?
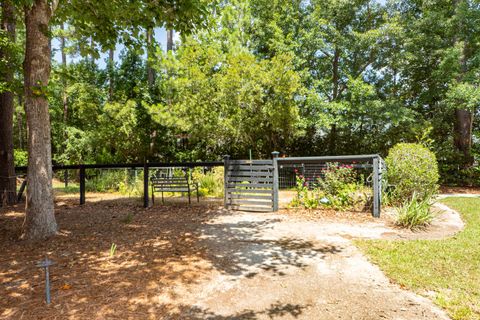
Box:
[0, 196, 339, 319]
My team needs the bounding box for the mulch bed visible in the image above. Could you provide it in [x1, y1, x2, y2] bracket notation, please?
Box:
[440, 185, 480, 194]
[279, 207, 393, 224]
[0, 192, 411, 319]
[0, 195, 224, 319]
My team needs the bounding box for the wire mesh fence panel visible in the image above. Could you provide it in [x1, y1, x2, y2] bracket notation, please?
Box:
[277, 155, 384, 217]
[278, 162, 374, 190]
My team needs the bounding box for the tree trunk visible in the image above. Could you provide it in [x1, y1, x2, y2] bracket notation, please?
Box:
[0, 0, 17, 206]
[22, 0, 57, 240]
[452, 0, 474, 166]
[167, 29, 173, 52]
[60, 23, 68, 124]
[146, 28, 156, 156]
[17, 95, 23, 150]
[108, 47, 114, 100]
[454, 109, 474, 164]
[329, 47, 340, 154]
[146, 28, 155, 87]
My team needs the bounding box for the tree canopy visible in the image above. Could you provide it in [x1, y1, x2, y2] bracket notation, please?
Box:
[2, 0, 480, 237]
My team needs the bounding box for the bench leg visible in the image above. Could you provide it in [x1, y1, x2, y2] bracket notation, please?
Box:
[188, 190, 191, 205]
[162, 191, 164, 204]
[152, 190, 155, 204]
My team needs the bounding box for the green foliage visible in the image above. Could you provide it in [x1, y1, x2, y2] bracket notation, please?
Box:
[149, 39, 303, 158]
[289, 174, 321, 209]
[317, 164, 371, 211]
[395, 192, 434, 230]
[289, 163, 371, 211]
[385, 143, 439, 203]
[85, 169, 142, 194]
[14, 149, 28, 167]
[192, 167, 224, 197]
[317, 163, 357, 196]
[6, 0, 480, 187]
[109, 243, 117, 257]
[445, 82, 480, 112]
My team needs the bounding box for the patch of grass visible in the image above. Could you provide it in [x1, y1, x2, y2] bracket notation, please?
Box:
[52, 180, 80, 194]
[355, 197, 480, 320]
[110, 243, 117, 257]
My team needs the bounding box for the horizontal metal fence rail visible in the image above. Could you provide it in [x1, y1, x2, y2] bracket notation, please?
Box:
[15, 161, 223, 172]
[15, 161, 223, 208]
[278, 154, 380, 163]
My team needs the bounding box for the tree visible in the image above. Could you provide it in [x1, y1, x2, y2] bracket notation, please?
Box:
[0, 0, 17, 205]
[391, 0, 480, 166]
[21, 0, 57, 239]
[20, 0, 208, 239]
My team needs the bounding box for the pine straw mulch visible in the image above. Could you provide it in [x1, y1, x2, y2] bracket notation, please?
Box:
[0, 193, 395, 319]
[279, 206, 395, 224]
[0, 195, 225, 320]
[440, 185, 480, 194]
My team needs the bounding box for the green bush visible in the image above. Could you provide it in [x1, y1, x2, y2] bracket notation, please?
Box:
[192, 166, 224, 197]
[289, 163, 371, 211]
[14, 149, 28, 166]
[86, 169, 142, 194]
[395, 192, 434, 230]
[385, 143, 439, 203]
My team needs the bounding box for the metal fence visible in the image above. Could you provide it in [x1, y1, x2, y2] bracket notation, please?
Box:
[276, 155, 385, 217]
[15, 161, 222, 207]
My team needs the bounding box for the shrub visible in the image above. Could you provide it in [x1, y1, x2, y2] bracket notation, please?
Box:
[192, 166, 224, 197]
[395, 192, 434, 230]
[14, 149, 28, 166]
[85, 169, 142, 194]
[385, 143, 439, 203]
[317, 163, 357, 195]
[289, 163, 370, 211]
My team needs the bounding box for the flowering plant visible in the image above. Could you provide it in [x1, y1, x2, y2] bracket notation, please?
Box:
[289, 162, 371, 211]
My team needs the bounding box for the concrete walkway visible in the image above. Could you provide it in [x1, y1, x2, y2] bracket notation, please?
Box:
[162, 206, 456, 319]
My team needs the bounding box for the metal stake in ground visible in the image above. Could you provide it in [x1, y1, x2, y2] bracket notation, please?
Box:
[36, 257, 55, 304]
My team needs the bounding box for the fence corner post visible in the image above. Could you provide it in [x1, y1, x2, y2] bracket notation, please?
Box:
[79, 165, 85, 205]
[143, 162, 149, 208]
[223, 155, 230, 209]
[272, 151, 279, 212]
[373, 156, 380, 218]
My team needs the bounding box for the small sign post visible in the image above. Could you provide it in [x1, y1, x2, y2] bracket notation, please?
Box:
[36, 257, 55, 304]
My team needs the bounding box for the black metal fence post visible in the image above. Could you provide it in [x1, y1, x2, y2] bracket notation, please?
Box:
[64, 170, 68, 188]
[272, 151, 279, 211]
[373, 156, 380, 217]
[79, 166, 85, 205]
[223, 155, 230, 209]
[143, 162, 149, 208]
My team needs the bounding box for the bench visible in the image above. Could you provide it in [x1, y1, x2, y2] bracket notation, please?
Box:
[151, 175, 199, 204]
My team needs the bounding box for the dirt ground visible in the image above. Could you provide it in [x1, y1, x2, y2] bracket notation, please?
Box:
[0, 193, 459, 319]
[440, 185, 480, 194]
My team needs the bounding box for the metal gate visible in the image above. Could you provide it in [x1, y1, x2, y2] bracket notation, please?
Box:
[223, 155, 278, 212]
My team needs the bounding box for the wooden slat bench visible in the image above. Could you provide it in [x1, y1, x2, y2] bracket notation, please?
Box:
[151, 175, 199, 204]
